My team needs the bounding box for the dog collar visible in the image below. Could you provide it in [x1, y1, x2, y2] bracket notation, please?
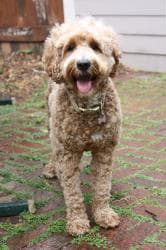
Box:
[77, 104, 100, 112]
[65, 87, 107, 124]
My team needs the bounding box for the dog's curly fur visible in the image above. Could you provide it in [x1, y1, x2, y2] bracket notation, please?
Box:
[42, 17, 122, 235]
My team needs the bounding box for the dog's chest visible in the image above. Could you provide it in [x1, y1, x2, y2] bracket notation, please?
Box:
[50, 85, 121, 151]
[56, 110, 119, 150]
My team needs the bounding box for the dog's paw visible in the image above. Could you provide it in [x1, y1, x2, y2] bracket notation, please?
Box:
[43, 163, 56, 179]
[94, 207, 120, 228]
[67, 218, 90, 236]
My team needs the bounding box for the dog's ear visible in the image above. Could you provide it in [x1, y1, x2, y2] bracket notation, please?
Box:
[110, 43, 121, 77]
[42, 27, 63, 83]
[102, 28, 121, 77]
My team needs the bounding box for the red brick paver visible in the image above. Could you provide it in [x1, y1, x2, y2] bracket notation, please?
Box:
[106, 222, 159, 250]
[0, 70, 166, 249]
[141, 244, 166, 250]
[134, 205, 166, 222]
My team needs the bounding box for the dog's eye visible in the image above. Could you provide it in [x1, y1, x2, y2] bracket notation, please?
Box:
[90, 41, 101, 52]
[66, 43, 76, 52]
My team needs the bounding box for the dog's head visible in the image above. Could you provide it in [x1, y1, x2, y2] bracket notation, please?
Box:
[43, 17, 121, 95]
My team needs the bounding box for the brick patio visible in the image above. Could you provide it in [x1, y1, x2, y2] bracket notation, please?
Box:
[0, 72, 166, 249]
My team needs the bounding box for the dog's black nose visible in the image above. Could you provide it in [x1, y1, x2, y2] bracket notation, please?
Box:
[77, 60, 91, 71]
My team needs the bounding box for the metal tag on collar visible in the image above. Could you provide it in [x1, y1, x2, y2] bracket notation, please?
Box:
[98, 113, 106, 124]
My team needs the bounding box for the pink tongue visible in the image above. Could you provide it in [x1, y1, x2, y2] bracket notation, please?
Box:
[76, 80, 92, 93]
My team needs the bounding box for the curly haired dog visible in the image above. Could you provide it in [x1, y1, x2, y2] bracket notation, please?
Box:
[42, 17, 122, 236]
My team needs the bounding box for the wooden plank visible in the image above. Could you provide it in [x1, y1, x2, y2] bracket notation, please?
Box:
[95, 16, 166, 35]
[0, 0, 64, 42]
[46, 0, 64, 25]
[122, 53, 166, 72]
[0, 0, 41, 26]
[120, 35, 166, 55]
[0, 0, 64, 26]
[75, 0, 165, 15]
[0, 26, 50, 42]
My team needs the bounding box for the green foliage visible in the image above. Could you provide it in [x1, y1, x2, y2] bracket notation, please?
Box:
[31, 218, 66, 245]
[0, 105, 15, 115]
[114, 158, 132, 169]
[149, 187, 166, 198]
[0, 244, 9, 250]
[84, 192, 92, 204]
[81, 164, 91, 174]
[0, 206, 66, 246]
[16, 49, 33, 54]
[111, 191, 127, 201]
[48, 219, 66, 233]
[0, 69, 166, 248]
[83, 151, 92, 157]
[143, 232, 166, 247]
[0, 168, 55, 192]
[72, 226, 108, 248]
[130, 246, 140, 250]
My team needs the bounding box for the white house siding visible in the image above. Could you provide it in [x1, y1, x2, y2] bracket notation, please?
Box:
[63, 0, 76, 21]
[74, 0, 166, 72]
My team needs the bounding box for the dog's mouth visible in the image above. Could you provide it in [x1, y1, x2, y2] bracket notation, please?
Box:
[74, 74, 97, 94]
[76, 80, 92, 93]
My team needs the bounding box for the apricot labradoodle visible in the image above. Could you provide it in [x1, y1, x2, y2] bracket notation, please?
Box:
[42, 17, 122, 236]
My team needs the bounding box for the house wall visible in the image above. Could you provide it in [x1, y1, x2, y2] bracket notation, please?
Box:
[74, 0, 166, 72]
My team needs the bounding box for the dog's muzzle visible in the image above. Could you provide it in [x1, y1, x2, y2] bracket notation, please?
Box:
[77, 59, 91, 71]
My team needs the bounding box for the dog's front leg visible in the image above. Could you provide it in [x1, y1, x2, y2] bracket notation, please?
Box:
[91, 149, 120, 228]
[57, 152, 90, 235]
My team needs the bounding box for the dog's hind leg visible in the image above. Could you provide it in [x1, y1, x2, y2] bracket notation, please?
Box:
[43, 149, 57, 178]
[43, 161, 56, 179]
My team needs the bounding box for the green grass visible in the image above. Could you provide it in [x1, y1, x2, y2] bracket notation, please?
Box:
[71, 226, 108, 249]
[83, 151, 92, 157]
[114, 158, 132, 169]
[149, 187, 166, 198]
[0, 184, 31, 200]
[31, 218, 66, 245]
[0, 105, 16, 115]
[111, 191, 128, 201]
[17, 151, 48, 163]
[0, 244, 9, 250]
[31, 218, 108, 248]
[16, 49, 33, 54]
[81, 164, 91, 174]
[130, 246, 140, 250]
[0, 168, 55, 192]
[143, 232, 166, 247]
[0, 206, 66, 246]
[0, 71, 166, 248]
[84, 192, 92, 204]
